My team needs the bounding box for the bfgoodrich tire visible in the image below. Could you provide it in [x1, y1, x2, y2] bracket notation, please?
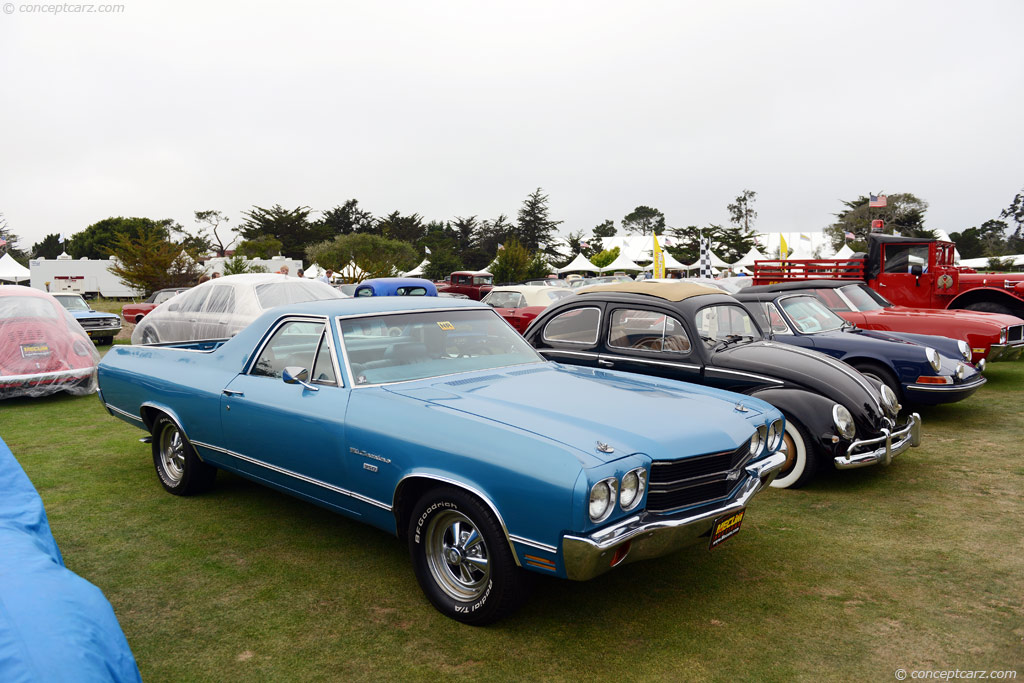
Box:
[151, 414, 216, 496]
[408, 487, 530, 625]
[770, 414, 819, 489]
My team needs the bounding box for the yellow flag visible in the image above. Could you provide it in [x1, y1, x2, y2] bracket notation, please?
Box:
[652, 233, 665, 279]
[780, 234, 789, 260]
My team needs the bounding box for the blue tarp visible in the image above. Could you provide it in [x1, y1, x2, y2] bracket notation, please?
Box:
[0, 435, 141, 683]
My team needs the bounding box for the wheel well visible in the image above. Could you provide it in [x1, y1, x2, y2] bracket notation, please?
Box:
[392, 476, 508, 546]
[949, 289, 1024, 316]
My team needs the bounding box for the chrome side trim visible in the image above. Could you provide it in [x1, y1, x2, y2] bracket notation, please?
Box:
[906, 376, 987, 392]
[599, 353, 701, 371]
[509, 535, 559, 554]
[394, 472, 523, 567]
[539, 349, 599, 359]
[106, 403, 144, 423]
[703, 367, 784, 384]
[191, 440, 392, 512]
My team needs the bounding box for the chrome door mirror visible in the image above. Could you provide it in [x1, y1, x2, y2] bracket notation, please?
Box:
[282, 366, 319, 391]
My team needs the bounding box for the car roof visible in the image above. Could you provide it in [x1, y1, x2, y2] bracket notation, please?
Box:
[575, 281, 723, 301]
[744, 279, 857, 293]
[278, 296, 487, 317]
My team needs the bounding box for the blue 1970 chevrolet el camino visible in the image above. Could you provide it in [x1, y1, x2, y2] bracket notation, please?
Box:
[97, 297, 787, 624]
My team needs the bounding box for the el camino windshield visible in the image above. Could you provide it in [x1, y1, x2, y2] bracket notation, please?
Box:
[340, 308, 543, 385]
[779, 296, 846, 333]
[54, 295, 90, 311]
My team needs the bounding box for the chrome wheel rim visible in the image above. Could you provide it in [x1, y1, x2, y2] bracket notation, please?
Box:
[158, 423, 186, 485]
[424, 510, 490, 601]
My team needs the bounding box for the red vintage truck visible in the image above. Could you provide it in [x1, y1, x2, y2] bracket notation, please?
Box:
[753, 234, 1024, 318]
[434, 271, 494, 300]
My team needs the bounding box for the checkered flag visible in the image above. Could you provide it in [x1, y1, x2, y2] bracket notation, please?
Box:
[699, 235, 714, 279]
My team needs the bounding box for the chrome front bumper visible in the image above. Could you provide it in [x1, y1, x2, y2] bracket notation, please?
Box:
[986, 343, 1024, 362]
[561, 452, 786, 581]
[834, 412, 922, 470]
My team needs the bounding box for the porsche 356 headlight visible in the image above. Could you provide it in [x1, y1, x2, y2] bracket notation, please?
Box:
[766, 419, 784, 452]
[832, 403, 856, 440]
[957, 340, 972, 362]
[589, 478, 618, 523]
[879, 384, 899, 416]
[925, 347, 942, 373]
[619, 468, 646, 511]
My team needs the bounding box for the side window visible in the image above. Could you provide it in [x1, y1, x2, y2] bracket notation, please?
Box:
[808, 288, 850, 312]
[883, 244, 929, 274]
[542, 307, 601, 344]
[250, 320, 326, 380]
[204, 285, 235, 313]
[764, 302, 792, 334]
[310, 330, 338, 385]
[609, 309, 691, 354]
[178, 288, 210, 313]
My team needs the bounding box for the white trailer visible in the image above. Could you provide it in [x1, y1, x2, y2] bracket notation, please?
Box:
[29, 254, 144, 298]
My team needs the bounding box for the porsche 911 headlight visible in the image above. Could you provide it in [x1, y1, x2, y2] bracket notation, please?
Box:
[589, 478, 618, 523]
[925, 347, 942, 373]
[832, 404, 856, 440]
[766, 419, 784, 452]
[879, 384, 899, 416]
[957, 340, 972, 362]
[619, 468, 646, 511]
[749, 425, 766, 457]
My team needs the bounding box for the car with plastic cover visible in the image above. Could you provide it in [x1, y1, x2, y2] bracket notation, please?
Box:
[98, 297, 787, 624]
[733, 290, 985, 406]
[524, 281, 922, 489]
[121, 287, 190, 324]
[131, 273, 344, 344]
[1, 285, 100, 399]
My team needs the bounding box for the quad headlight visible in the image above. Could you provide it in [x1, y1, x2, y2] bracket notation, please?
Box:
[879, 384, 899, 416]
[925, 347, 942, 373]
[749, 424, 767, 457]
[766, 419, 784, 452]
[832, 403, 856, 440]
[1000, 328, 1008, 345]
[589, 478, 618, 523]
[957, 340, 972, 362]
[619, 468, 647, 511]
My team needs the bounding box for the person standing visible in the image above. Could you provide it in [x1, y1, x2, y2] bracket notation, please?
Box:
[278, 265, 290, 276]
[319, 269, 333, 284]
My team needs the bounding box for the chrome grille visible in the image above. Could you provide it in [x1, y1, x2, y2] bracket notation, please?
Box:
[647, 443, 750, 513]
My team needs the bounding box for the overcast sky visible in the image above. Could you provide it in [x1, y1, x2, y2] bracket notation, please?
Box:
[2, 0, 1023, 250]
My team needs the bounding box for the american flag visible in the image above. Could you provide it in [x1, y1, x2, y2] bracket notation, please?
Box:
[845, 231, 856, 240]
[869, 194, 887, 208]
[0, 237, 6, 248]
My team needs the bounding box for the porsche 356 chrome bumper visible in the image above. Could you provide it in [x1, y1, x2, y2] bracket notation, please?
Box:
[561, 452, 786, 581]
[834, 412, 922, 470]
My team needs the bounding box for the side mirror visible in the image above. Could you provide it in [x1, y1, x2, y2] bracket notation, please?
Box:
[282, 366, 319, 391]
[910, 264, 923, 286]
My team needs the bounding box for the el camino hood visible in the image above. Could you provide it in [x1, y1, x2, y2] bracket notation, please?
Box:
[714, 341, 884, 420]
[386, 364, 763, 466]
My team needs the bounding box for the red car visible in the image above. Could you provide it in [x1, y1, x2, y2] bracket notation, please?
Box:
[481, 285, 573, 333]
[0, 285, 100, 399]
[435, 271, 493, 300]
[742, 280, 1024, 364]
[121, 287, 190, 324]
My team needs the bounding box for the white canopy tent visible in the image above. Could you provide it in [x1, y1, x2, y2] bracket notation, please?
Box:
[557, 253, 601, 273]
[403, 258, 429, 277]
[832, 244, 856, 260]
[599, 253, 644, 272]
[642, 250, 688, 271]
[0, 253, 31, 283]
[731, 246, 770, 269]
[338, 261, 369, 281]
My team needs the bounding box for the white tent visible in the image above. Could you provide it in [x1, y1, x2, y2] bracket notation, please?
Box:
[732, 246, 770, 269]
[0, 253, 31, 283]
[832, 244, 856, 260]
[557, 253, 600, 273]
[403, 258, 429, 277]
[642, 250, 688, 271]
[599, 253, 644, 272]
[338, 261, 369, 281]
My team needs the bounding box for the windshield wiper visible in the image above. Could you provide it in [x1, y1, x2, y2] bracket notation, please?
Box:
[710, 335, 753, 353]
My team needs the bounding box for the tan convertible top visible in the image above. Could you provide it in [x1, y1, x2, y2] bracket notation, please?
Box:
[575, 281, 723, 301]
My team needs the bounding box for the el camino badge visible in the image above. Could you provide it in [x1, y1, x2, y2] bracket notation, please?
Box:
[709, 509, 745, 550]
[20, 343, 51, 358]
[350, 447, 391, 464]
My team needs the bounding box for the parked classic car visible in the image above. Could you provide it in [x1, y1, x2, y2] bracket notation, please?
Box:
[121, 287, 190, 324]
[1, 285, 100, 399]
[98, 297, 787, 624]
[524, 281, 922, 489]
[354, 277, 438, 297]
[733, 290, 985, 405]
[481, 285, 574, 333]
[741, 280, 1024, 364]
[52, 293, 122, 345]
[131, 274, 344, 344]
[435, 271, 494, 300]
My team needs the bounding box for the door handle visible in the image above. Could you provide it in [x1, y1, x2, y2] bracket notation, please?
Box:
[222, 389, 244, 397]
[598, 359, 614, 368]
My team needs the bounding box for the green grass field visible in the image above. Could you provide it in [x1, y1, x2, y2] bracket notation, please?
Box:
[1, 354, 1022, 681]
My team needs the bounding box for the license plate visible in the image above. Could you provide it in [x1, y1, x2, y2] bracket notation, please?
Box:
[709, 509, 745, 550]
[20, 343, 51, 358]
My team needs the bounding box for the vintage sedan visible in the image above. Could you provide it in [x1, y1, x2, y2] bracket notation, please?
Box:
[733, 291, 985, 405]
[52, 293, 122, 345]
[524, 281, 922, 489]
[121, 287, 190, 324]
[742, 280, 1024, 364]
[481, 285, 574, 333]
[131, 273, 344, 344]
[98, 297, 787, 624]
[1, 285, 100, 399]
